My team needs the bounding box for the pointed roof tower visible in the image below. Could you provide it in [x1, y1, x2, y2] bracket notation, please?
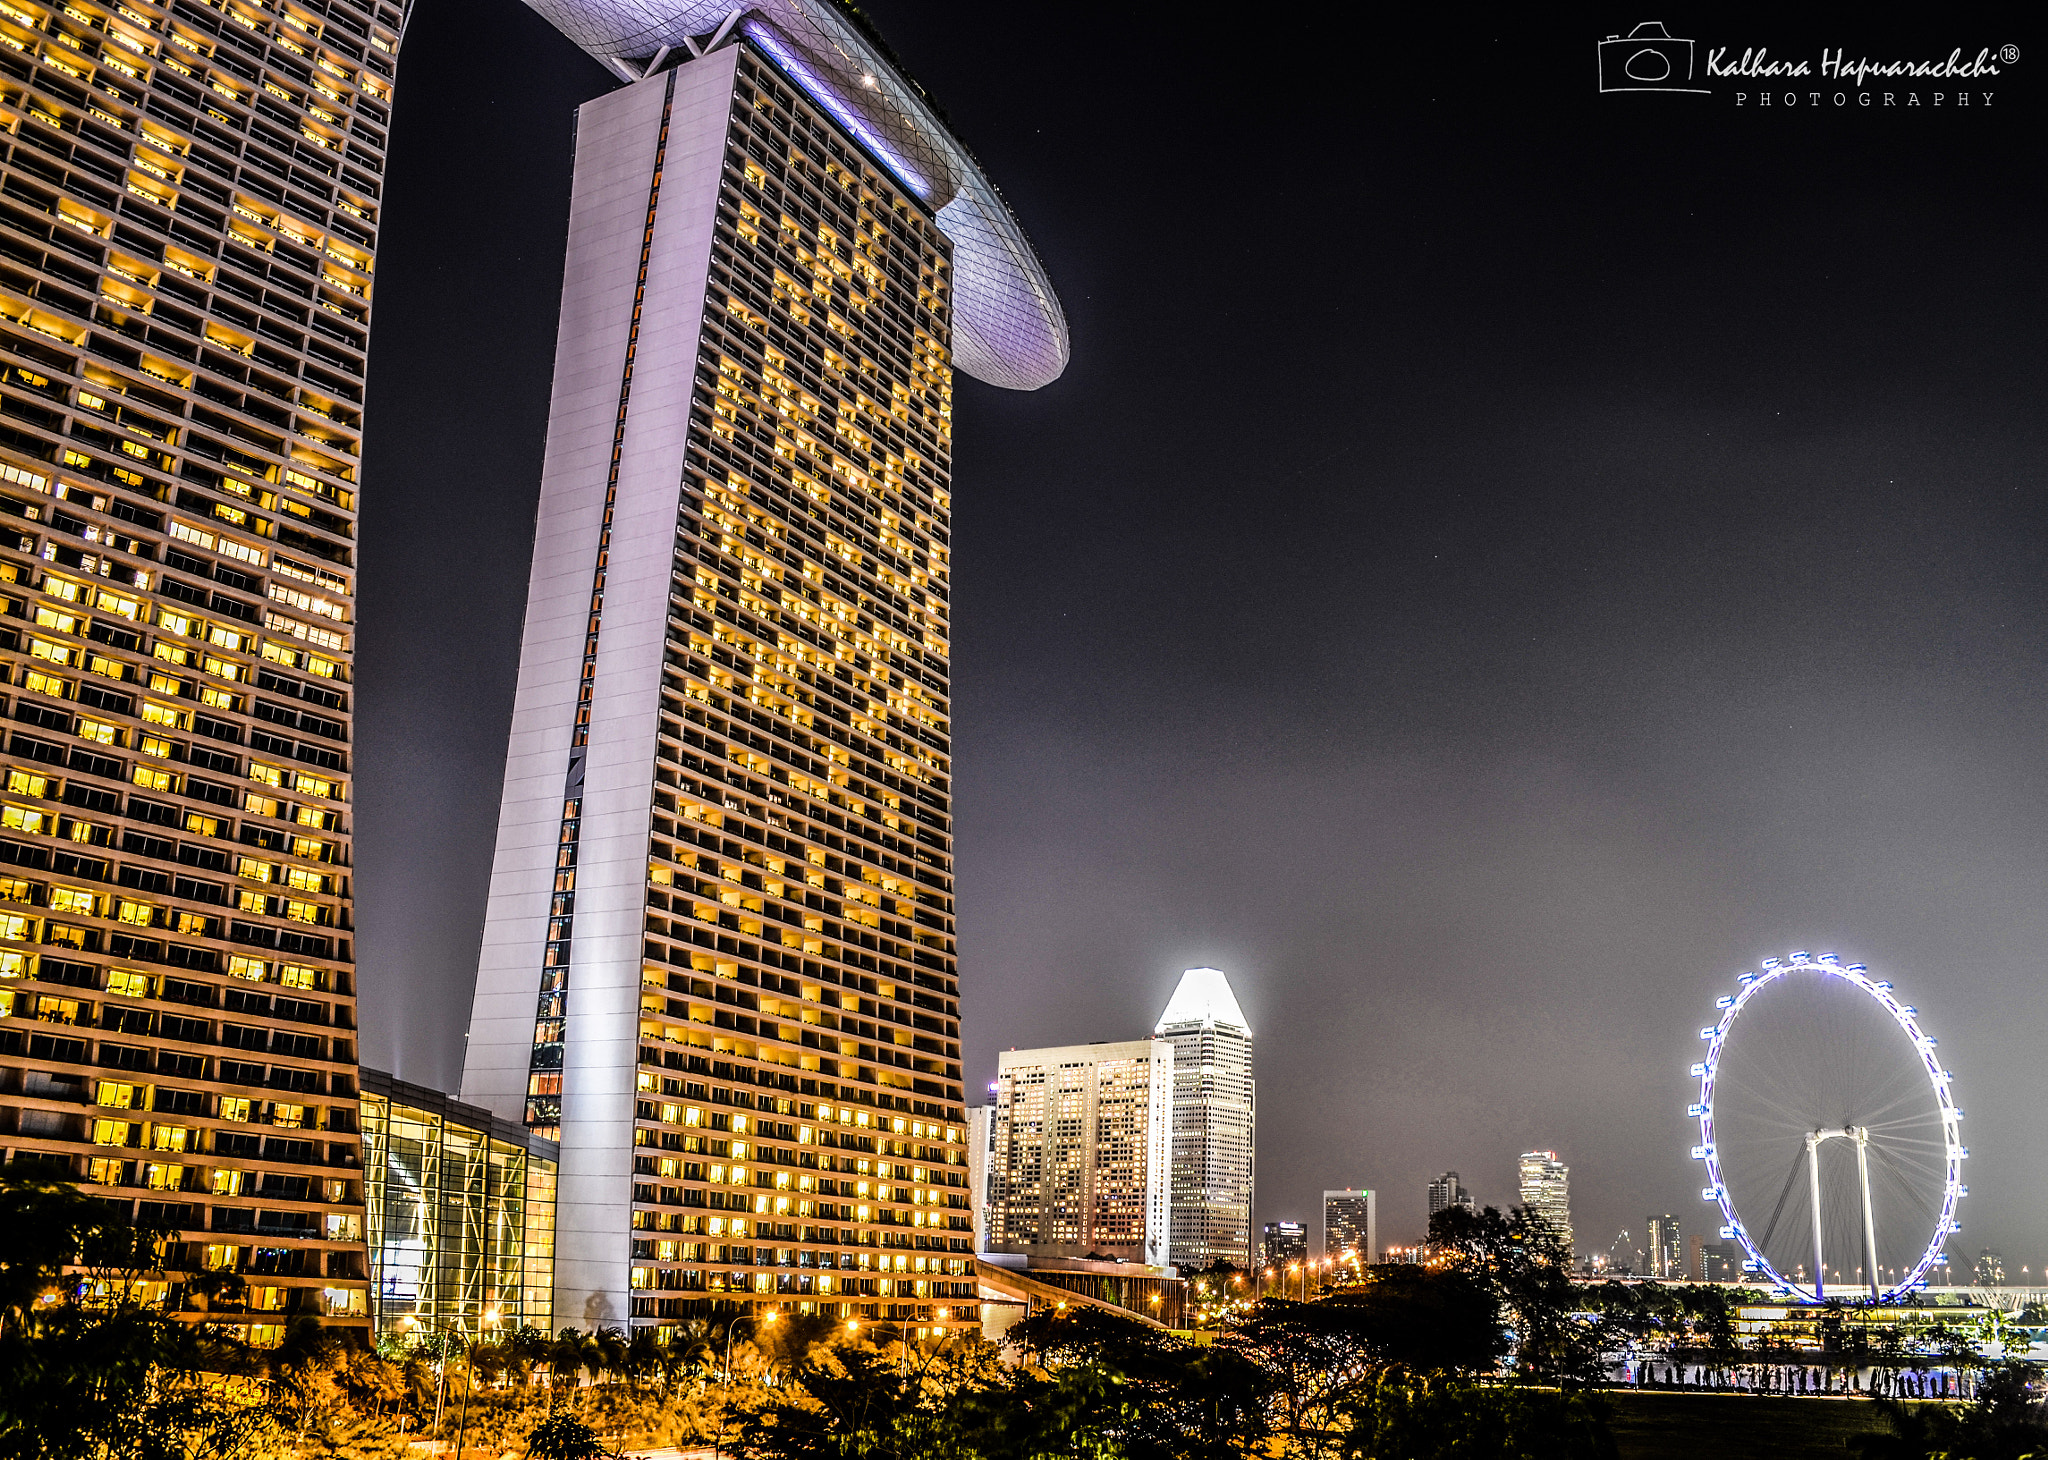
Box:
[1155, 967, 1251, 1035]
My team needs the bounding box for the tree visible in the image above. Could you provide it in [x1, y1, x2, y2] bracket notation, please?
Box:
[526, 1411, 607, 1459]
[1425, 1203, 1605, 1388]
[0, 1175, 279, 1460]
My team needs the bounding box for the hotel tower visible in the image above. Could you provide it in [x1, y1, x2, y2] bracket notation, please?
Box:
[459, 2, 1067, 1332]
[0, 0, 398, 1337]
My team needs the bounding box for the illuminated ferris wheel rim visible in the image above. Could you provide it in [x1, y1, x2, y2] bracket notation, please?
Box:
[1690, 950, 1965, 1304]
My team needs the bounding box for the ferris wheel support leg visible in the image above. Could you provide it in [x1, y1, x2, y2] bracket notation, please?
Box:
[1855, 1127, 1880, 1301]
[1808, 1131, 1826, 1300]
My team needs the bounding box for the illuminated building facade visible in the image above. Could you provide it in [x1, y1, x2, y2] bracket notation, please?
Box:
[0, 0, 400, 1340]
[458, 1, 1066, 1335]
[1647, 1212, 1682, 1279]
[1518, 1150, 1572, 1253]
[361, 1070, 556, 1340]
[1155, 967, 1254, 1268]
[986, 1039, 1171, 1266]
[1322, 1187, 1375, 1266]
[1260, 1218, 1304, 1268]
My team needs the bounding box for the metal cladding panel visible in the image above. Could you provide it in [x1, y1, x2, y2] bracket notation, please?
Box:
[463, 75, 668, 1126]
[514, 0, 1067, 390]
[462, 51, 739, 1329]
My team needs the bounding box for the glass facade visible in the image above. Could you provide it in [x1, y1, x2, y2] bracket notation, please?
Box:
[360, 1070, 556, 1339]
[0, 0, 403, 1340]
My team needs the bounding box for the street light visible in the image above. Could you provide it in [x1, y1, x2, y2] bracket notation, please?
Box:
[399, 1312, 477, 1438]
[452, 1305, 501, 1460]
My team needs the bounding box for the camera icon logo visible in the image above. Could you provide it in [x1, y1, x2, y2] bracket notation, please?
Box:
[1598, 21, 1709, 93]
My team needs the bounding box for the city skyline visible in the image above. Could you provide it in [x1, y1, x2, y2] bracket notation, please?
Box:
[351, 3, 2046, 1271]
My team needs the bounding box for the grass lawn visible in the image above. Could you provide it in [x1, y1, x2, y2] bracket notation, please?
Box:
[1604, 1391, 1912, 1459]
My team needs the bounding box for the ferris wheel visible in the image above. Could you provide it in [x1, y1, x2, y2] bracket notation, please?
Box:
[1691, 952, 1964, 1303]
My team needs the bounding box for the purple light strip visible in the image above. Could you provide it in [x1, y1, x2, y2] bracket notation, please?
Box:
[743, 21, 929, 199]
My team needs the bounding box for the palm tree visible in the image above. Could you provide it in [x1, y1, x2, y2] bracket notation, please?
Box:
[550, 1327, 599, 1389]
[507, 1324, 553, 1387]
[591, 1325, 631, 1384]
[625, 1329, 663, 1390]
[670, 1320, 719, 1382]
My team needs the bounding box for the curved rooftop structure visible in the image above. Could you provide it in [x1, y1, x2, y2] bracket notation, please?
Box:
[521, 0, 1069, 391]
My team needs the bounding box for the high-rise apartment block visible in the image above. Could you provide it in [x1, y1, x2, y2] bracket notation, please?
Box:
[0, 0, 401, 1340]
[458, 1, 1066, 1335]
[1427, 1170, 1471, 1219]
[1260, 1218, 1304, 1268]
[1646, 1213, 1681, 1280]
[1517, 1150, 1572, 1253]
[1322, 1187, 1376, 1266]
[1156, 966, 1254, 1268]
[985, 1040, 1171, 1266]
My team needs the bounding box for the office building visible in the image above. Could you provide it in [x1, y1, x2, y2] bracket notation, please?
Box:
[1427, 1170, 1471, 1219]
[1517, 1150, 1572, 1254]
[1156, 966, 1254, 1268]
[360, 1069, 557, 1339]
[1260, 1218, 1305, 1268]
[1692, 1234, 1744, 1283]
[0, 0, 402, 1340]
[1647, 1213, 1681, 1280]
[1973, 1249, 2006, 1286]
[1323, 1187, 1376, 1268]
[986, 1040, 1171, 1266]
[457, 1, 1067, 1336]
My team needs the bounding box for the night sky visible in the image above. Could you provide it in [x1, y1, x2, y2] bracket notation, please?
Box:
[356, 5, 2046, 1270]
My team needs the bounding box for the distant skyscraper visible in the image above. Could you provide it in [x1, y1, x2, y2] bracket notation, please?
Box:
[454, 2, 1068, 1335]
[0, 0, 401, 1341]
[966, 1103, 993, 1252]
[1974, 1249, 2007, 1286]
[1517, 1150, 1572, 1253]
[1692, 1234, 1742, 1282]
[1428, 1171, 1472, 1219]
[1647, 1214, 1682, 1279]
[1156, 967, 1254, 1268]
[1323, 1188, 1376, 1267]
[986, 1040, 1172, 1266]
[1261, 1219, 1306, 1268]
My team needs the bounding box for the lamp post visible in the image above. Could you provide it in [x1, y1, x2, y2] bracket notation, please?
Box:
[450, 1305, 499, 1460]
[399, 1313, 469, 1440]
